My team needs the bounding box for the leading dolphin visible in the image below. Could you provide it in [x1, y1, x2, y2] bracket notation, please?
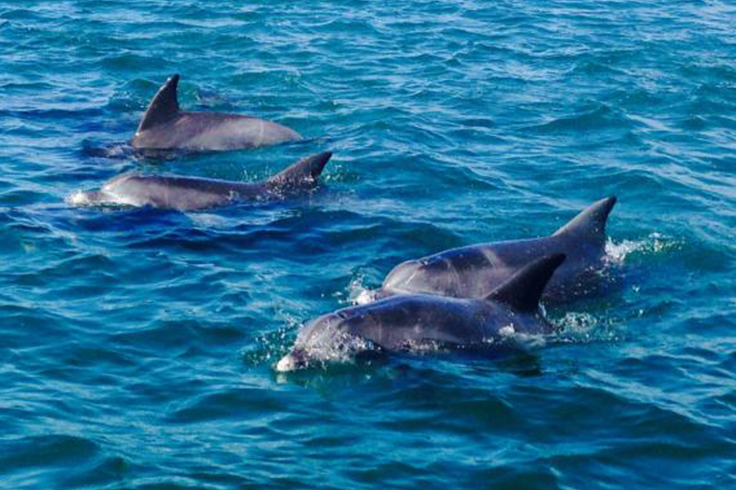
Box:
[276, 254, 566, 372]
[376, 197, 618, 305]
[68, 152, 332, 211]
[131, 75, 302, 151]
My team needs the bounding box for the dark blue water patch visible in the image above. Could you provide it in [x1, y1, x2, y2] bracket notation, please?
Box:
[0, 435, 105, 487]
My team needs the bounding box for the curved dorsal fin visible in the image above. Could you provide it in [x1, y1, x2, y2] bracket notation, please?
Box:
[552, 196, 617, 249]
[267, 152, 332, 187]
[136, 74, 181, 132]
[485, 254, 566, 312]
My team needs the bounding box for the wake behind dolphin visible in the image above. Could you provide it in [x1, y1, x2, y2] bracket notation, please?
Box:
[276, 254, 566, 372]
[68, 152, 332, 211]
[131, 75, 302, 151]
[376, 197, 619, 305]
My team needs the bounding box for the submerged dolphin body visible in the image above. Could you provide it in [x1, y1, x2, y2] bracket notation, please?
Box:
[131, 75, 302, 151]
[276, 254, 566, 372]
[68, 152, 332, 211]
[376, 197, 618, 305]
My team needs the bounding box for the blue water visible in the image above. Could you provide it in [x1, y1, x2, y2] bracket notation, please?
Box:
[2, 0, 736, 488]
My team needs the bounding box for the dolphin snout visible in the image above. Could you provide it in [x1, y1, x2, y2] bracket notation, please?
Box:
[275, 349, 308, 372]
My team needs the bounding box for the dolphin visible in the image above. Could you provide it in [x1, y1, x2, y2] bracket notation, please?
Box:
[131, 75, 302, 151]
[67, 152, 332, 211]
[376, 197, 618, 305]
[276, 254, 566, 372]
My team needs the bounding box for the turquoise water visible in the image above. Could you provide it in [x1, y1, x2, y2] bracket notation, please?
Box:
[2, 0, 736, 487]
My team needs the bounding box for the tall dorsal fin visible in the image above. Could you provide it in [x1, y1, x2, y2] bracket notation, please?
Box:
[485, 254, 566, 312]
[267, 152, 332, 187]
[551, 196, 617, 248]
[136, 74, 181, 133]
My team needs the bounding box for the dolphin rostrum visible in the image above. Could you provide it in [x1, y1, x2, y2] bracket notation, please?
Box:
[276, 254, 566, 371]
[68, 152, 332, 211]
[131, 75, 302, 151]
[376, 197, 618, 305]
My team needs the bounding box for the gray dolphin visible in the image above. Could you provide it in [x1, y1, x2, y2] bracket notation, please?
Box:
[377, 197, 617, 304]
[67, 152, 332, 211]
[276, 254, 566, 371]
[131, 75, 302, 151]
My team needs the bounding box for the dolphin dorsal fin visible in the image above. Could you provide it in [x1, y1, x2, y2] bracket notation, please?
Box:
[136, 74, 181, 132]
[485, 254, 566, 312]
[267, 152, 332, 187]
[551, 196, 617, 248]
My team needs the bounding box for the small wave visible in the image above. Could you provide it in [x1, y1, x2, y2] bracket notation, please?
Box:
[186, 212, 233, 229]
[526, 103, 629, 134]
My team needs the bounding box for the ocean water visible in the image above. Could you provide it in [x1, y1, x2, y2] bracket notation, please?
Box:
[1, 0, 735, 488]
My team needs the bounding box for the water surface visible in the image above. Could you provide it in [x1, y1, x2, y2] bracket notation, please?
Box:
[1, 1, 735, 488]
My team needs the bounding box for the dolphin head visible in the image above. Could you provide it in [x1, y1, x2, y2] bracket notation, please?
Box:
[274, 310, 385, 372]
[381, 256, 463, 297]
[275, 314, 345, 372]
[381, 246, 507, 299]
[382, 259, 436, 294]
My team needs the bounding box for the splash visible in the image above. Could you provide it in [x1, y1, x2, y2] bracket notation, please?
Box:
[492, 325, 547, 351]
[243, 310, 303, 367]
[550, 311, 625, 344]
[345, 273, 380, 305]
[353, 288, 379, 305]
[605, 232, 680, 263]
[243, 326, 294, 367]
[66, 190, 94, 206]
